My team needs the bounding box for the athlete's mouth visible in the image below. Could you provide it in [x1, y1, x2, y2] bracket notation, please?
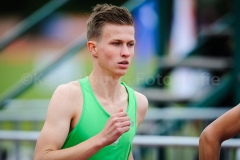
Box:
[118, 60, 129, 64]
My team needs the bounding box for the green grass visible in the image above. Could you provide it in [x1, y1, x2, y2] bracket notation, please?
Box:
[0, 59, 33, 95]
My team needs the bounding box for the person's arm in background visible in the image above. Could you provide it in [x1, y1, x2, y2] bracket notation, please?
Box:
[199, 104, 240, 160]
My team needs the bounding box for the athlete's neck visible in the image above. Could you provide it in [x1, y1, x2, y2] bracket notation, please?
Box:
[88, 72, 123, 103]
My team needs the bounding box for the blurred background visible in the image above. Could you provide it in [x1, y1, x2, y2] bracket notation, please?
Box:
[0, 0, 239, 159]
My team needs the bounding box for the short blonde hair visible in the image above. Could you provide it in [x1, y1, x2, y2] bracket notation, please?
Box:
[86, 4, 134, 41]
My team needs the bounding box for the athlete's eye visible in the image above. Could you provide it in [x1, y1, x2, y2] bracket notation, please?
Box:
[128, 43, 134, 47]
[112, 42, 120, 46]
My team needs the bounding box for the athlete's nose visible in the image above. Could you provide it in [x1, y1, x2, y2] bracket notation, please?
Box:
[120, 44, 130, 58]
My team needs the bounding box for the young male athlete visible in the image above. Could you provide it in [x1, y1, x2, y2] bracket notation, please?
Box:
[34, 3, 148, 160]
[199, 104, 240, 160]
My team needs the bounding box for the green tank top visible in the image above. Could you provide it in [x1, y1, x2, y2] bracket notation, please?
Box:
[62, 77, 137, 160]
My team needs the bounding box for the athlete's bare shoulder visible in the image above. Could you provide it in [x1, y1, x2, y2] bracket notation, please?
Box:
[48, 80, 83, 116]
[134, 91, 148, 108]
[65, 80, 82, 94]
[54, 80, 82, 100]
[134, 91, 148, 126]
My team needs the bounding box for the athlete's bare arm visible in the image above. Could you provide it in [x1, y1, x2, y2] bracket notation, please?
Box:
[128, 152, 134, 160]
[34, 82, 130, 160]
[128, 91, 148, 160]
[199, 104, 240, 160]
[135, 91, 148, 127]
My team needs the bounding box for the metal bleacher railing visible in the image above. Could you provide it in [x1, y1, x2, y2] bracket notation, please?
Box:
[1, 101, 240, 159]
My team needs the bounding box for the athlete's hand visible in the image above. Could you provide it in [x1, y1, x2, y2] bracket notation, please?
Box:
[98, 108, 131, 146]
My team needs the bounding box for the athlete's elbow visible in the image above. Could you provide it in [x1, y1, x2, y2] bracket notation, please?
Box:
[33, 149, 51, 160]
[200, 126, 222, 147]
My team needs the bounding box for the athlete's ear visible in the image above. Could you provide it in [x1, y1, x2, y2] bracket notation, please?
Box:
[87, 40, 98, 58]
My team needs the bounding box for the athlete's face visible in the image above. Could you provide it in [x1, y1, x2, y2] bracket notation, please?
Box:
[91, 23, 135, 77]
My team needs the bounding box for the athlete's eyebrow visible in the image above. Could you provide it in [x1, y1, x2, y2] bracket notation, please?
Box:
[128, 40, 136, 43]
[110, 39, 135, 43]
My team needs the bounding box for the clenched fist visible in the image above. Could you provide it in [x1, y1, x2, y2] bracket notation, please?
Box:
[98, 108, 131, 146]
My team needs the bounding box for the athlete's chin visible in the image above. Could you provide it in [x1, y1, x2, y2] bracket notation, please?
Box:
[115, 70, 127, 77]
